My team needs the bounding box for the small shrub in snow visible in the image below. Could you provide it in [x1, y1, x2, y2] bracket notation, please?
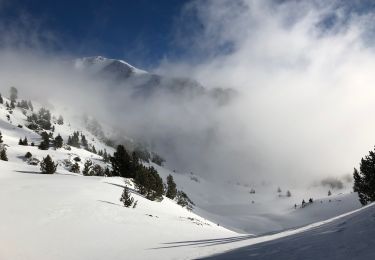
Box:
[73, 156, 81, 162]
[19, 137, 28, 146]
[120, 186, 134, 207]
[0, 149, 8, 161]
[70, 162, 80, 173]
[27, 158, 40, 165]
[25, 152, 32, 159]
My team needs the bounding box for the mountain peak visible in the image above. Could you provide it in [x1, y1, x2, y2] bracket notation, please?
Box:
[74, 56, 147, 75]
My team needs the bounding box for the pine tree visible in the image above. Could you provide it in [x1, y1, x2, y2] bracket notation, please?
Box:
[353, 148, 375, 205]
[110, 145, 132, 177]
[92, 145, 97, 154]
[23, 137, 28, 146]
[40, 155, 57, 174]
[103, 149, 109, 162]
[28, 100, 33, 111]
[277, 187, 282, 193]
[176, 191, 195, 210]
[57, 115, 64, 125]
[166, 174, 177, 199]
[81, 134, 88, 149]
[37, 108, 52, 130]
[90, 164, 104, 176]
[82, 160, 93, 176]
[0, 93, 3, 104]
[9, 86, 18, 102]
[104, 167, 112, 177]
[328, 190, 332, 196]
[120, 186, 134, 207]
[54, 134, 63, 149]
[286, 190, 292, 197]
[18, 138, 23, 145]
[38, 132, 50, 150]
[67, 132, 80, 148]
[0, 131, 3, 143]
[0, 149, 8, 161]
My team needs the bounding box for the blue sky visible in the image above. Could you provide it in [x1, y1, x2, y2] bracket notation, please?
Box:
[1, 0, 375, 69]
[0, 0, 191, 68]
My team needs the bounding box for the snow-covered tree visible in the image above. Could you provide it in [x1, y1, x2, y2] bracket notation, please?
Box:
[120, 186, 134, 207]
[70, 162, 80, 173]
[82, 160, 93, 176]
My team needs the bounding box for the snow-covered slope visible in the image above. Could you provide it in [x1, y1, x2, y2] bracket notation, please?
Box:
[0, 97, 239, 260]
[202, 203, 375, 259]
[0, 93, 366, 259]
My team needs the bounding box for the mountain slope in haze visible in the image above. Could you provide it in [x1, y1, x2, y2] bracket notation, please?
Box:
[74, 56, 235, 103]
[0, 94, 239, 260]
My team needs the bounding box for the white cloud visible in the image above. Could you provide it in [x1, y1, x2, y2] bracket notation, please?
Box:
[155, 0, 375, 185]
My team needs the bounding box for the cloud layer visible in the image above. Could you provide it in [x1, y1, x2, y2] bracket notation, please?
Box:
[2, 0, 375, 187]
[157, 0, 375, 185]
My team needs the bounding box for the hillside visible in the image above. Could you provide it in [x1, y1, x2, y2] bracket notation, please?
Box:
[203, 203, 375, 259]
[0, 90, 364, 259]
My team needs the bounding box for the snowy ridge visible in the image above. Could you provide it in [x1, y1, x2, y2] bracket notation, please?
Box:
[74, 56, 148, 75]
